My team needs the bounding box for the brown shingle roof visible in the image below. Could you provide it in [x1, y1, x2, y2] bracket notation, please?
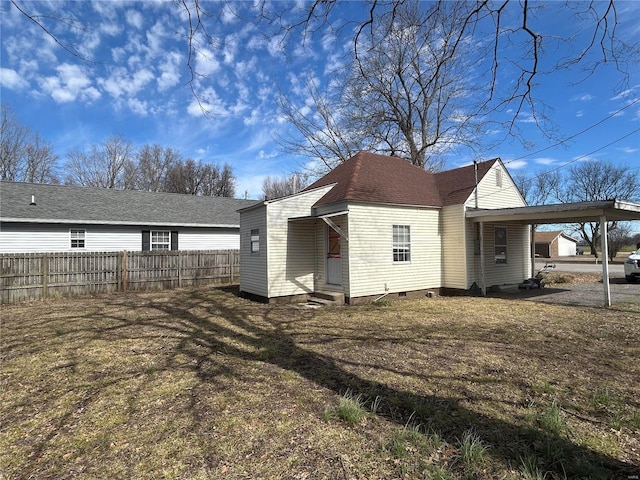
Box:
[534, 231, 577, 243]
[303, 151, 499, 208]
[434, 159, 497, 206]
[534, 231, 562, 243]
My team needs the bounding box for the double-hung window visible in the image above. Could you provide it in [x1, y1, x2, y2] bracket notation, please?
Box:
[494, 226, 507, 264]
[70, 229, 85, 249]
[151, 230, 171, 250]
[250, 229, 260, 255]
[393, 225, 411, 263]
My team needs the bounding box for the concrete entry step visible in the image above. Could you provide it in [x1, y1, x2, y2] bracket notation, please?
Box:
[310, 290, 345, 305]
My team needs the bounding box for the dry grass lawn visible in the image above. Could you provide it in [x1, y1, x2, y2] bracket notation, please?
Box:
[1, 283, 639, 479]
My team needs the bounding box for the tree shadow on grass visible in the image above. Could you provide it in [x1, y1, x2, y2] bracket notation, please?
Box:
[107, 286, 639, 480]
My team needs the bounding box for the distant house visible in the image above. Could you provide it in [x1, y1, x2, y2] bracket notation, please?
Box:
[0, 181, 258, 253]
[534, 230, 579, 258]
[239, 151, 530, 304]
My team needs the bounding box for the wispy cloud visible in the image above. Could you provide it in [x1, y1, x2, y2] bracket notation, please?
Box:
[507, 160, 527, 169]
[618, 146, 638, 154]
[571, 94, 593, 102]
[126, 9, 144, 29]
[0, 68, 28, 90]
[533, 157, 558, 166]
[40, 63, 100, 103]
[611, 88, 635, 101]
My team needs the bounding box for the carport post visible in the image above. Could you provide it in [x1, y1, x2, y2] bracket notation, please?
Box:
[600, 215, 611, 307]
[530, 225, 536, 279]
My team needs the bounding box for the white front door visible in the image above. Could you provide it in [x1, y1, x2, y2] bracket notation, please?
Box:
[326, 227, 342, 285]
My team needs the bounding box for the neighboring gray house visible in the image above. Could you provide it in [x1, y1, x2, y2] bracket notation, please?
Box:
[0, 181, 258, 253]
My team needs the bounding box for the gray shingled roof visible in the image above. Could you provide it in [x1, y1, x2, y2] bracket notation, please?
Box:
[0, 181, 259, 227]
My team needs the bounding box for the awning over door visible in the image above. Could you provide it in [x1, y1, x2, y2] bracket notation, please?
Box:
[288, 211, 349, 240]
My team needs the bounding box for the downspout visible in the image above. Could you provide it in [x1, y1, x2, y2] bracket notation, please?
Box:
[374, 283, 390, 303]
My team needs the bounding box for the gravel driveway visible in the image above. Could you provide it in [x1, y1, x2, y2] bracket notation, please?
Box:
[490, 274, 639, 308]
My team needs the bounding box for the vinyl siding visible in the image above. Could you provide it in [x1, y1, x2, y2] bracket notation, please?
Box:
[264, 186, 335, 298]
[347, 204, 441, 298]
[462, 162, 528, 289]
[239, 205, 268, 297]
[313, 215, 348, 293]
[557, 236, 577, 256]
[0, 223, 240, 253]
[441, 204, 468, 289]
[465, 219, 481, 289]
[479, 222, 530, 287]
[178, 228, 239, 250]
[0, 223, 144, 253]
[466, 162, 526, 209]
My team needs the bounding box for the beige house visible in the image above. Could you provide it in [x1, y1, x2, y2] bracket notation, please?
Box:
[534, 230, 579, 258]
[239, 152, 530, 304]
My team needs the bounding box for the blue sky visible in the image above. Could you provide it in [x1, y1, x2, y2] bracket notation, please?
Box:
[1, 0, 638, 200]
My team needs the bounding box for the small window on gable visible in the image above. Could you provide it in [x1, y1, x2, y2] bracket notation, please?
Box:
[496, 168, 503, 188]
[250, 229, 260, 255]
[393, 225, 411, 263]
[70, 229, 85, 248]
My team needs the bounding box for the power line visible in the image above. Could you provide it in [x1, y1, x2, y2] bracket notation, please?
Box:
[537, 127, 640, 176]
[477, 127, 640, 202]
[503, 97, 640, 165]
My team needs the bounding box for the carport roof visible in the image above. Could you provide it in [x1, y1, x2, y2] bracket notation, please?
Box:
[465, 199, 640, 224]
[465, 199, 640, 307]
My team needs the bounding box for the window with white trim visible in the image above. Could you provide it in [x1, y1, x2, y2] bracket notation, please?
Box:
[151, 230, 171, 250]
[70, 229, 85, 248]
[250, 229, 260, 255]
[494, 226, 507, 264]
[393, 225, 411, 263]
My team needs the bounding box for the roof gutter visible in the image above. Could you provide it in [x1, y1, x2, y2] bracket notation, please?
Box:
[0, 217, 239, 228]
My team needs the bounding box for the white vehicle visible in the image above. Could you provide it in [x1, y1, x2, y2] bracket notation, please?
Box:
[624, 248, 640, 283]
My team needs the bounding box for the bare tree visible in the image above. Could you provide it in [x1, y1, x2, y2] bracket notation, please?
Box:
[279, 2, 490, 171]
[135, 144, 181, 192]
[262, 172, 310, 200]
[270, 1, 638, 171]
[200, 162, 236, 197]
[607, 223, 632, 261]
[65, 134, 135, 189]
[514, 170, 562, 207]
[1, 105, 59, 183]
[164, 158, 202, 195]
[555, 160, 640, 258]
[277, 82, 361, 171]
[164, 159, 236, 197]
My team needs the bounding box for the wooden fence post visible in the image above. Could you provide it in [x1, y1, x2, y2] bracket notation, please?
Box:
[122, 250, 127, 292]
[230, 250, 234, 284]
[42, 254, 49, 300]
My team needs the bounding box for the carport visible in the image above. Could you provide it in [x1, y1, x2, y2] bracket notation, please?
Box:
[466, 199, 640, 307]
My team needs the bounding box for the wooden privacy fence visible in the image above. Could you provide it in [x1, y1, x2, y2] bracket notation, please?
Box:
[0, 250, 239, 304]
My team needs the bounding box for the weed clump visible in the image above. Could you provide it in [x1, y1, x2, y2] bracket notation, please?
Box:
[323, 389, 366, 426]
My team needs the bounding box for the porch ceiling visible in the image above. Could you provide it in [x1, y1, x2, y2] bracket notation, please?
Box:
[466, 200, 640, 224]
